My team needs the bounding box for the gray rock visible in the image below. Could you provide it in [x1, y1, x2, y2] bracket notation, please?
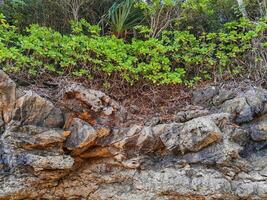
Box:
[65, 84, 111, 113]
[23, 154, 74, 171]
[193, 86, 219, 105]
[230, 127, 250, 146]
[245, 89, 267, 114]
[178, 114, 223, 153]
[0, 172, 37, 199]
[65, 118, 98, 150]
[5, 125, 70, 149]
[233, 179, 267, 199]
[136, 126, 163, 154]
[160, 114, 224, 154]
[183, 138, 242, 165]
[221, 97, 253, 123]
[159, 123, 181, 152]
[12, 91, 64, 128]
[213, 89, 236, 106]
[144, 116, 161, 126]
[175, 105, 210, 122]
[111, 125, 142, 157]
[250, 115, 267, 141]
[221, 88, 267, 124]
[1, 121, 71, 169]
[0, 72, 267, 200]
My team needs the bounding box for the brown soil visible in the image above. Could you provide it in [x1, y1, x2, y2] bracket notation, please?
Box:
[11, 73, 266, 124]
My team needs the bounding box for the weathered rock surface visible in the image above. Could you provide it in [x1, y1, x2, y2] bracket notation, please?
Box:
[0, 71, 16, 124]
[0, 71, 267, 200]
[62, 84, 127, 127]
[13, 90, 64, 128]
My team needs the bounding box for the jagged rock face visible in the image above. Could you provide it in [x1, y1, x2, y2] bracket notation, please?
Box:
[62, 84, 127, 127]
[0, 70, 16, 125]
[0, 72, 267, 200]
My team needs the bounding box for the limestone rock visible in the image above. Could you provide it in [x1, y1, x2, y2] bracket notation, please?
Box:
[183, 137, 242, 165]
[64, 118, 110, 155]
[160, 114, 224, 154]
[175, 105, 210, 122]
[221, 88, 267, 124]
[178, 114, 223, 153]
[250, 115, 267, 141]
[245, 89, 267, 115]
[63, 84, 127, 126]
[65, 84, 113, 113]
[193, 86, 219, 105]
[136, 126, 163, 154]
[213, 88, 236, 106]
[65, 118, 98, 150]
[24, 154, 74, 171]
[0, 72, 267, 200]
[221, 97, 253, 123]
[0, 70, 16, 124]
[159, 123, 181, 152]
[5, 125, 70, 149]
[12, 91, 64, 128]
[1, 121, 73, 169]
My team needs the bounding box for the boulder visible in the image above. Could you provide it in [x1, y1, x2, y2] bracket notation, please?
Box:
[65, 118, 98, 151]
[159, 123, 181, 152]
[1, 121, 73, 169]
[221, 97, 253, 123]
[4, 125, 70, 149]
[178, 114, 223, 153]
[160, 114, 224, 154]
[245, 89, 267, 114]
[221, 89, 267, 124]
[136, 126, 163, 154]
[183, 137, 242, 165]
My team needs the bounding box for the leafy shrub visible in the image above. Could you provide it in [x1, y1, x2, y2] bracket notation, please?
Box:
[0, 14, 266, 85]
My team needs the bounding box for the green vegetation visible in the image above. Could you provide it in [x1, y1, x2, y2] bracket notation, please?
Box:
[0, 0, 267, 85]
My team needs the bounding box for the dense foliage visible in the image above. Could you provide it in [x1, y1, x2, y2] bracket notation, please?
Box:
[0, 0, 266, 85]
[1, 12, 266, 85]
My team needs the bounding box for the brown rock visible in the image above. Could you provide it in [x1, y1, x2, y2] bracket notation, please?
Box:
[12, 91, 64, 128]
[65, 118, 110, 155]
[0, 70, 16, 124]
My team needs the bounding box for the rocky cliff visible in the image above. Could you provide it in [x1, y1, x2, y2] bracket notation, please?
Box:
[0, 71, 267, 200]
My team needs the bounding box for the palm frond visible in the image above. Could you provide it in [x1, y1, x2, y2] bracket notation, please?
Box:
[108, 0, 143, 36]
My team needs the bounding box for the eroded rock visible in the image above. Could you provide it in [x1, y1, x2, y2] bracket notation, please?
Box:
[0, 71, 267, 200]
[63, 84, 127, 126]
[221, 88, 267, 124]
[13, 91, 64, 128]
[65, 117, 110, 155]
[0, 70, 16, 124]
[160, 114, 225, 154]
[193, 86, 219, 105]
[250, 114, 267, 141]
